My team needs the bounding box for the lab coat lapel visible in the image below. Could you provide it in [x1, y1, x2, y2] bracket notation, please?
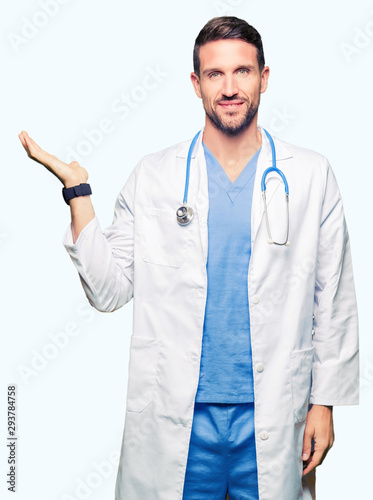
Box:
[191, 131, 209, 264]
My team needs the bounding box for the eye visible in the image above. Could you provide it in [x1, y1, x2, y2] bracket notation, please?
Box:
[209, 71, 221, 78]
[237, 68, 249, 75]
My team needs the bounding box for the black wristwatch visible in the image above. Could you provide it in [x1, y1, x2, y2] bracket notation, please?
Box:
[62, 183, 92, 205]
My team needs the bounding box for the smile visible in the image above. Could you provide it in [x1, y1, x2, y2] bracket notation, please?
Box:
[218, 101, 244, 109]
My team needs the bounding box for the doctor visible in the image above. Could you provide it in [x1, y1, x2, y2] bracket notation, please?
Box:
[19, 16, 358, 500]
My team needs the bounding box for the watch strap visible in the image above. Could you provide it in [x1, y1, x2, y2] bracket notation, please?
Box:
[62, 183, 92, 205]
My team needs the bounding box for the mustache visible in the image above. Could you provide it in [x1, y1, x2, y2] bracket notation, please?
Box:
[217, 95, 247, 103]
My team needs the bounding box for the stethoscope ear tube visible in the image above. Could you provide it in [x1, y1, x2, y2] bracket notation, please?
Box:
[182, 131, 201, 205]
[262, 191, 290, 246]
[176, 131, 201, 226]
[261, 128, 290, 246]
[261, 166, 289, 195]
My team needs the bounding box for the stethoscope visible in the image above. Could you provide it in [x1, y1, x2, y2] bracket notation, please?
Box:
[176, 128, 290, 246]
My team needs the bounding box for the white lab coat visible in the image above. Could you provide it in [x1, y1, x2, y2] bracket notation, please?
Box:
[63, 126, 359, 500]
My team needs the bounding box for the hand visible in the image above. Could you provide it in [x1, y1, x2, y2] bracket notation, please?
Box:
[302, 404, 334, 476]
[18, 130, 88, 188]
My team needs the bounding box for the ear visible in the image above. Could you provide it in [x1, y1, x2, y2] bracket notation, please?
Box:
[260, 66, 270, 94]
[190, 72, 202, 98]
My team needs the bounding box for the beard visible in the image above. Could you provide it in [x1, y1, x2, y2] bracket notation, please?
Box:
[204, 94, 260, 137]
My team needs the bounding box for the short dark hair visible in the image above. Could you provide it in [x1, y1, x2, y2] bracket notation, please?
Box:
[193, 16, 265, 77]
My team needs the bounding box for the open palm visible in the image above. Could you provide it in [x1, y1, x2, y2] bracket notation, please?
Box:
[18, 131, 88, 188]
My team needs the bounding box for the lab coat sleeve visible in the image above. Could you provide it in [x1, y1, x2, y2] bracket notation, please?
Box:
[310, 159, 359, 406]
[62, 162, 140, 313]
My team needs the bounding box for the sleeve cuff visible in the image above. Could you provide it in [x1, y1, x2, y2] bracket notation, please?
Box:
[62, 216, 101, 252]
[309, 395, 359, 406]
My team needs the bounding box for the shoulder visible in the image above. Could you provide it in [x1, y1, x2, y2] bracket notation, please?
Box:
[139, 138, 191, 166]
[274, 135, 329, 166]
[271, 134, 341, 202]
[271, 135, 332, 190]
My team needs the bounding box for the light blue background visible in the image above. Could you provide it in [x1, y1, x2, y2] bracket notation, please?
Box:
[1, 0, 371, 498]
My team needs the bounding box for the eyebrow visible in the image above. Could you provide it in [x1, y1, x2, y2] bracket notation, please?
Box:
[202, 64, 257, 76]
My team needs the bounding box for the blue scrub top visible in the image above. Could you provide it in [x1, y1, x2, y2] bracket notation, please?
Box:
[194, 143, 261, 403]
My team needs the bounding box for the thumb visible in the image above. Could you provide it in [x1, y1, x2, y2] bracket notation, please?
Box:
[69, 161, 81, 167]
[302, 428, 313, 461]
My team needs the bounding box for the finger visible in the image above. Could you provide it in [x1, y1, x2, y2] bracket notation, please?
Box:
[19, 131, 40, 154]
[302, 428, 313, 462]
[20, 135, 37, 161]
[18, 132, 27, 148]
[22, 132, 45, 156]
[302, 449, 323, 476]
[18, 132, 31, 153]
[19, 132, 53, 166]
[23, 132, 46, 154]
[302, 451, 313, 472]
[19, 131, 36, 156]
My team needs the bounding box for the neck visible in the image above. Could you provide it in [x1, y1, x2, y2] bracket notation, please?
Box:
[202, 116, 262, 163]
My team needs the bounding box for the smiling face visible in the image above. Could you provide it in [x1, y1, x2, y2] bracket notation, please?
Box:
[191, 39, 269, 136]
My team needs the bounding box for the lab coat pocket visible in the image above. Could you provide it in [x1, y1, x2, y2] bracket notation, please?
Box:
[290, 346, 314, 423]
[126, 336, 162, 413]
[140, 206, 189, 267]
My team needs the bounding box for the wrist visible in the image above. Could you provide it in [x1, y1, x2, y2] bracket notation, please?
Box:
[64, 177, 88, 189]
[312, 404, 333, 413]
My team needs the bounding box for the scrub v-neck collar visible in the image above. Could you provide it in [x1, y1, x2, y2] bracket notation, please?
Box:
[203, 142, 261, 203]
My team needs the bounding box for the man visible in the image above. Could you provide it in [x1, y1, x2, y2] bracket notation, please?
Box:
[19, 16, 359, 500]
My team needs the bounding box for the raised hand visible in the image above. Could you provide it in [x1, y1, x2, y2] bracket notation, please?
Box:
[18, 131, 88, 188]
[19, 130, 95, 242]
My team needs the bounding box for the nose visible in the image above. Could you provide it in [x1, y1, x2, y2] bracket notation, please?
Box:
[221, 74, 239, 98]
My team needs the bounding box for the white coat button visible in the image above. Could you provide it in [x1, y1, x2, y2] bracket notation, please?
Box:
[256, 363, 264, 373]
[252, 295, 260, 304]
[260, 431, 269, 441]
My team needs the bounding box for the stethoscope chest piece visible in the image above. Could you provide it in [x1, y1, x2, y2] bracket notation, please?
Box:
[176, 204, 194, 225]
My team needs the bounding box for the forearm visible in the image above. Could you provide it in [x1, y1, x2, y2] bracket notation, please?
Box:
[63, 175, 95, 244]
[63, 173, 137, 312]
[69, 196, 95, 244]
